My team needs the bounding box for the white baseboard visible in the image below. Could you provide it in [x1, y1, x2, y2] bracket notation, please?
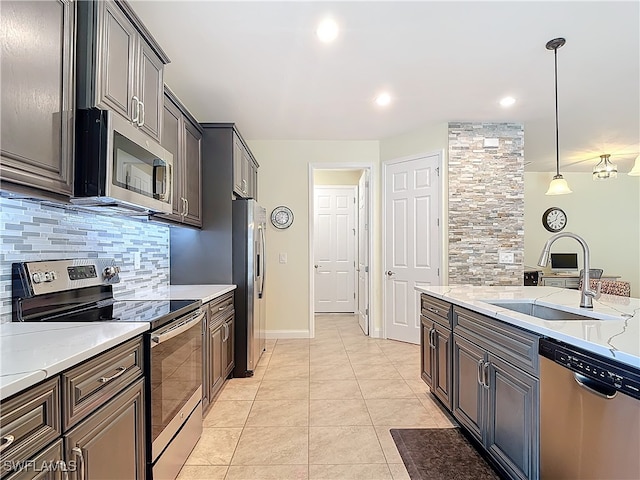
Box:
[265, 329, 311, 339]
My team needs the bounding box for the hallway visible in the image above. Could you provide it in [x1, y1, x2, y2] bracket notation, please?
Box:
[177, 314, 457, 479]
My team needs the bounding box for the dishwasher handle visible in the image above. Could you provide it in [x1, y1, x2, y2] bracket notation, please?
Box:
[574, 373, 618, 399]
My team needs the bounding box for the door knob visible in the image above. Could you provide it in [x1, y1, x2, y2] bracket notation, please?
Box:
[386, 270, 395, 277]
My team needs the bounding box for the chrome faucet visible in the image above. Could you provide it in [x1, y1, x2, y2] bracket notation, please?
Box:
[537, 232, 601, 308]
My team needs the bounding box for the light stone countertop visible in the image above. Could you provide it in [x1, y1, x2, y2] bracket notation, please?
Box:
[1, 285, 234, 400]
[116, 284, 236, 304]
[415, 285, 640, 369]
[0, 322, 149, 400]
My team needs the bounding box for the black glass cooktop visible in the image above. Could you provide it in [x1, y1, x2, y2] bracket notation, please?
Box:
[32, 299, 200, 330]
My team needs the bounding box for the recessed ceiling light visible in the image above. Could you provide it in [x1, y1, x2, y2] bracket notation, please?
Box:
[316, 18, 339, 43]
[375, 93, 392, 107]
[500, 96, 516, 107]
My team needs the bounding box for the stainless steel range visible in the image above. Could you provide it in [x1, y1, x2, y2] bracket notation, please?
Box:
[12, 258, 204, 480]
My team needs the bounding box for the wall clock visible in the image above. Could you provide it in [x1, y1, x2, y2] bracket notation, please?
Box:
[270, 206, 294, 229]
[542, 207, 567, 232]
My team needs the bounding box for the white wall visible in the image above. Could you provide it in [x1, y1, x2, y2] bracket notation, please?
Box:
[379, 122, 448, 163]
[314, 169, 362, 185]
[248, 140, 379, 336]
[525, 172, 640, 296]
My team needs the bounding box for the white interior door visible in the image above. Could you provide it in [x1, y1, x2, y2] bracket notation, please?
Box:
[384, 153, 441, 344]
[314, 186, 357, 313]
[357, 172, 370, 334]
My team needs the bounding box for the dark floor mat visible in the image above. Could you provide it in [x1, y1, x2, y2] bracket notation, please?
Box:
[390, 428, 501, 480]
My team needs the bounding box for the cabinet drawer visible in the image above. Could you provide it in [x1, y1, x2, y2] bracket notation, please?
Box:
[421, 294, 452, 327]
[453, 307, 539, 376]
[0, 377, 61, 469]
[564, 278, 580, 289]
[3, 438, 64, 480]
[209, 293, 234, 325]
[62, 337, 144, 430]
[542, 278, 565, 287]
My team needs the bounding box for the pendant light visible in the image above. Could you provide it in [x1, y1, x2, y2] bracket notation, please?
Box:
[545, 38, 572, 195]
[593, 154, 618, 180]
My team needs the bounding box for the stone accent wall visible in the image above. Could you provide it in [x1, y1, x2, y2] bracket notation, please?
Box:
[0, 197, 170, 322]
[448, 122, 524, 285]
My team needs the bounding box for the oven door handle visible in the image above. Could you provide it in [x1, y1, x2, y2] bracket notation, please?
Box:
[151, 310, 205, 347]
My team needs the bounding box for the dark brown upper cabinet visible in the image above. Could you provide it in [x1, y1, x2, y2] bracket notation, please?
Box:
[0, 0, 75, 199]
[76, 0, 170, 142]
[155, 87, 203, 228]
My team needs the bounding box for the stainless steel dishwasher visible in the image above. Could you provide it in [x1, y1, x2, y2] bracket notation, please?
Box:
[539, 338, 640, 479]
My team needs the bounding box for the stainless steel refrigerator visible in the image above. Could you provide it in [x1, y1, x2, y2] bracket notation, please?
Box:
[170, 195, 266, 378]
[232, 198, 266, 376]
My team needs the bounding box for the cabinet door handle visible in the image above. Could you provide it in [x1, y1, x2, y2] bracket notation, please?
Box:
[138, 100, 145, 127]
[242, 179, 247, 193]
[98, 366, 127, 383]
[427, 306, 439, 315]
[185, 198, 189, 217]
[429, 328, 436, 349]
[217, 304, 229, 312]
[131, 96, 140, 124]
[223, 323, 229, 342]
[483, 362, 490, 389]
[71, 446, 85, 480]
[180, 197, 187, 219]
[0, 434, 14, 452]
[477, 359, 484, 386]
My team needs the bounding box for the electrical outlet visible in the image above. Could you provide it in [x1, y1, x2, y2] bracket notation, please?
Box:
[134, 252, 141, 269]
[279, 253, 287, 264]
[498, 251, 515, 264]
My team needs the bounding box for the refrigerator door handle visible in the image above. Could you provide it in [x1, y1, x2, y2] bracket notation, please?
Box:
[258, 224, 266, 298]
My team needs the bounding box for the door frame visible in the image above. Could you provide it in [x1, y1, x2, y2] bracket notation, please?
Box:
[309, 163, 374, 339]
[382, 151, 445, 340]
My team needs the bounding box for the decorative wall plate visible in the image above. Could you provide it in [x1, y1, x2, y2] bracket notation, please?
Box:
[270, 206, 294, 229]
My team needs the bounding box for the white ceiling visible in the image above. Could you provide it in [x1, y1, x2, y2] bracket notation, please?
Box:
[130, 1, 639, 172]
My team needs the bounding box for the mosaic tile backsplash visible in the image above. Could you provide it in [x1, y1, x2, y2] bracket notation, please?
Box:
[0, 197, 170, 323]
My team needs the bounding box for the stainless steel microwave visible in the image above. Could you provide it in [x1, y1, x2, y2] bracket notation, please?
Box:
[73, 109, 173, 214]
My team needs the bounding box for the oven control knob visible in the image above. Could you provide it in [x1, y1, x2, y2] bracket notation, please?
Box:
[32, 272, 43, 284]
[43, 271, 57, 282]
[103, 266, 121, 279]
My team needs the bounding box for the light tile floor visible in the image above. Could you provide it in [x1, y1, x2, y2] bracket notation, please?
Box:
[177, 314, 457, 480]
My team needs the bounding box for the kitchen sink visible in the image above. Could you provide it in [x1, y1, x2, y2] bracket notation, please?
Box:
[486, 301, 599, 321]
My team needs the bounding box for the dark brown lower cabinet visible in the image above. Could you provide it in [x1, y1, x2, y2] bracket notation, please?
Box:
[209, 311, 235, 401]
[64, 378, 145, 480]
[420, 314, 452, 409]
[420, 315, 434, 387]
[204, 293, 236, 409]
[452, 306, 540, 480]
[222, 314, 235, 378]
[209, 321, 224, 398]
[452, 333, 485, 441]
[2, 439, 65, 480]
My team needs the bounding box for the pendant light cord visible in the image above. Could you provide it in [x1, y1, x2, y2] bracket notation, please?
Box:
[554, 46, 560, 177]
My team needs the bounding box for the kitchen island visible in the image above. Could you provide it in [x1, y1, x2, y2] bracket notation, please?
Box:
[416, 285, 639, 368]
[416, 285, 639, 480]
